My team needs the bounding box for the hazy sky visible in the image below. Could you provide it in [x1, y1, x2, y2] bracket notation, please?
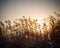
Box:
[0, 0, 60, 21]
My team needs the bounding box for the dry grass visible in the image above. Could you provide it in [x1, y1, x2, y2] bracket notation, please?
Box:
[0, 12, 60, 48]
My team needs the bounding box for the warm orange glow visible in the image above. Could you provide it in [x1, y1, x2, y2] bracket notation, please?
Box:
[0, 15, 58, 41]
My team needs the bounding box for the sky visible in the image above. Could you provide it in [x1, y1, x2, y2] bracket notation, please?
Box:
[0, 0, 60, 22]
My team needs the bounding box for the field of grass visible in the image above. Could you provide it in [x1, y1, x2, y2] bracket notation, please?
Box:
[0, 12, 60, 48]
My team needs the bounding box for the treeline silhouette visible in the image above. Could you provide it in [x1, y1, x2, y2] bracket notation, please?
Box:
[0, 13, 60, 48]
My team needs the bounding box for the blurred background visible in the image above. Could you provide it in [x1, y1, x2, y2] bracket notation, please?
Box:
[0, 0, 60, 48]
[0, 0, 60, 21]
